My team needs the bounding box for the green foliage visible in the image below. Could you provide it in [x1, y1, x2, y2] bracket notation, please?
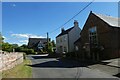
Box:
[12, 44, 18, 48]
[14, 47, 21, 52]
[20, 44, 28, 48]
[51, 40, 56, 47]
[23, 53, 26, 60]
[44, 40, 56, 53]
[0, 32, 4, 50]
[47, 42, 53, 53]
[26, 49, 35, 54]
[0, 33, 35, 54]
[15, 46, 35, 55]
[0, 32, 19, 52]
[14, 44, 34, 54]
[0, 32, 4, 41]
[0, 32, 56, 55]
[2, 42, 14, 52]
[2, 43, 19, 52]
[42, 47, 47, 53]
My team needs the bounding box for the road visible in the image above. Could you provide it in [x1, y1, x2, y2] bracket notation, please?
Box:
[27, 54, 118, 79]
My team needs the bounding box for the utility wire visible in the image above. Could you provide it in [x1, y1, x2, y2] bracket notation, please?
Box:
[49, 0, 95, 34]
[33, 0, 94, 38]
[29, 1, 94, 79]
[73, 0, 95, 79]
[36, 1, 95, 79]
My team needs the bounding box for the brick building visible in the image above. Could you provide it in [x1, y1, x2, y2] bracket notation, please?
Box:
[74, 11, 120, 61]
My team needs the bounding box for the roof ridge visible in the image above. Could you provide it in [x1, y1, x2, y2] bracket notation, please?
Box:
[91, 12, 119, 27]
[56, 26, 74, 38]
[92, 12, 119, 19]
[65, 26, 74, 31]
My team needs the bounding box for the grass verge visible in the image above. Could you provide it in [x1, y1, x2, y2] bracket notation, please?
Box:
[2, 59, 32, 78]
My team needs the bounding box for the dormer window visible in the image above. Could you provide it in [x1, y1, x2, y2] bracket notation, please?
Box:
[38, 41, 43, 49]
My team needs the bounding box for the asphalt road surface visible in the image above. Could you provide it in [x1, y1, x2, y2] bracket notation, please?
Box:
[27, 54, 118, 79]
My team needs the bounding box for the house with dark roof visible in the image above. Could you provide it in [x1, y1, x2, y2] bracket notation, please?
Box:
[28, 38, 50, 51]
[56, 20, 81, 53]
[74, 11, 120, 61]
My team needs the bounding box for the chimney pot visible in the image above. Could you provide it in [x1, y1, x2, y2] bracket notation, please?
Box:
[61, 28, 65, 33]
[90, 11, 92, 13]
[74, 20, 79, 27]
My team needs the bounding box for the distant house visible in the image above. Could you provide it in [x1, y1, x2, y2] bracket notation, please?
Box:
[74, 11, 120, 61]
[56, 20, 81, 54]
[28, 38, 50, 51]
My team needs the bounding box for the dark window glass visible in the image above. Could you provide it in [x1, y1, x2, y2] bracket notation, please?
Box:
[89, 27, 97, 45]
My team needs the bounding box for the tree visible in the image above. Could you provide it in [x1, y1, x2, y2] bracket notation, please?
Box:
[0, 33, 35, 54]
[12, 44, 19, 48]
[45, 40, 56, 53]
[0, 32, 14, 52]
[20, 44, 28, 49]
[47, 42, 53, 53]
[51, 40, 56, 47]
[0, 32, 4, 50]
[15, 46, 22, 52]
[0, 32, 4, 41]
[2, 42, 13, 52]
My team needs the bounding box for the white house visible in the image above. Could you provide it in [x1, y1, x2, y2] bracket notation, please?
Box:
[56, 20, 81, 53]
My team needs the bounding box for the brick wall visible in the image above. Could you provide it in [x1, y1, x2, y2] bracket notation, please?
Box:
[77, 12, 120, 60]
[0, 52, 23, 71]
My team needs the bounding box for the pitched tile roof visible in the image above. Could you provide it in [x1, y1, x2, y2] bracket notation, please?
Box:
[28, 38, 48, 48]
[56, 27, 74, 38]
[93, 12, 120, 27]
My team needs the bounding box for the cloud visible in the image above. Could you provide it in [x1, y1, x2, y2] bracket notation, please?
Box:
[11, 33, 45, 38]
[3, 36, 6, 39]
[29, 35, 45, 38]
[11, 34, 30, 38]
[2, 36, 8, 42]
[9, 39, 28, 46]
[10, 33, 46, 46]
[19, 40, 28, 43]
[18, 40, 28, 46]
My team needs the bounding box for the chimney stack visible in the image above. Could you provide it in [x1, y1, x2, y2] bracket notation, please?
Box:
[74, 20, 79, 27]
[61, 28, 65, 33]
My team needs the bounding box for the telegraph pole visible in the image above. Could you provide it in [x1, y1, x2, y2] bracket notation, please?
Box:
[47, 32, 49, 52]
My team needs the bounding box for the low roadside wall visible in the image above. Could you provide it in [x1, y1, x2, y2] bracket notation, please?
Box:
[0, 52, 23, 71]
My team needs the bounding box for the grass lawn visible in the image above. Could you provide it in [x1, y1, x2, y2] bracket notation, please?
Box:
[2, 59, 32, 78]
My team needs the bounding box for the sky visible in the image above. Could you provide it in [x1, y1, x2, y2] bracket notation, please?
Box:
[2, 2, 118, 46]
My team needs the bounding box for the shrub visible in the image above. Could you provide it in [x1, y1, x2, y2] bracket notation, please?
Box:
[25, 49, 35, 55]
[15, 47, 35, 55]
[23, 53, 26, 60]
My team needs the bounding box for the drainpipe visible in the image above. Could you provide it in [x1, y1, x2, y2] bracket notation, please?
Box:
[68, 33, 69, 53]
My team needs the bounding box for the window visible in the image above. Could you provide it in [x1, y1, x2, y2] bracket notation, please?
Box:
[89, 26, 98, 46]
[64, 46, 67, 52]
[38, 43, 43, 49]
[60, 38, 62, 42]
[75, 46, 79, 51]
[64, 36, 67, 41]
[57, 39, 59, 43]
[89, 27, 96, 33]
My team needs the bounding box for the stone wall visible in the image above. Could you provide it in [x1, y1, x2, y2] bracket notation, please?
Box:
[0, 52, 23, 71]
